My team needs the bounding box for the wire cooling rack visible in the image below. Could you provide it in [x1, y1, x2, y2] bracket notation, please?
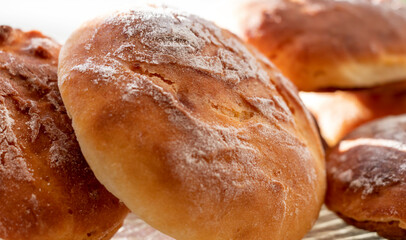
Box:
[112, 206, 383, 240]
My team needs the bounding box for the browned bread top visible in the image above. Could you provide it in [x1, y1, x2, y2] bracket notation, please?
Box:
[58, 6, 326, 240]
[326, 115, 406, 239]
[235, 0, 406, 90]
[0, 25, 128, 240]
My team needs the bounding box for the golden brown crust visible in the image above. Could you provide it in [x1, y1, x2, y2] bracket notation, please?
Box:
[58, 7, 325, 240]
[326, 115, 406, 239]
[300, 81, 406, 146]
[0, 26, 128, 240]
[235, 0, 406, 90]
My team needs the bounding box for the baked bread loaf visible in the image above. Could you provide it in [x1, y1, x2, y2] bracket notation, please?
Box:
[232, 0, 406, 145]
[58, 6, 326, 240]
[0, 26, 128, 240]
[234, 0, 406, 91]
[300, 81, 406, 146]
[326, 115, 406, 240]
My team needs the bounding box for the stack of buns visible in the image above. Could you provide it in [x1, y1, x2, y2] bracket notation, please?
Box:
[233, 0, 406, 238]
[3, 0, 405, 239]
[234, 0, 406, 146]
[300, 82, 406, 146]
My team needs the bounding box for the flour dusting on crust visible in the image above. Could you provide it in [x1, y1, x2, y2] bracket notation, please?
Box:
[121, 68, 315, 209]
[330, 115, 406, 197]
[69, 6, 270, 87]
[71, 57, 119, 84]
[245, 96, 293, 123]
[0, 100, 33, 181]
[64, 5, 319, 204]
[59, 7, 323, 238]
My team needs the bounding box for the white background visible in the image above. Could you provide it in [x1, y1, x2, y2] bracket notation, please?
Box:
[0, 0, 237, 43]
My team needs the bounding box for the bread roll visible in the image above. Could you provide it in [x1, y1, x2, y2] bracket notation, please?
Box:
[326, 115, 406, 240]
[0, 26, 128, 240]
[300, 81, 406, 146]
[234, 0, 406, 91]
[58, 6, 325, 240]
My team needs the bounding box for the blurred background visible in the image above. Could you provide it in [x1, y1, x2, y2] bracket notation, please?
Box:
[0, 0, 235, 43]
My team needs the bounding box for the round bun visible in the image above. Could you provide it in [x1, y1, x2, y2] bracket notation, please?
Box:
[300, 81, 406, 146]
[234, 0, 406, 91]
[326, 115, 406, 239]
[0, 26, 128, 240]
[58, 7, 325, 240]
